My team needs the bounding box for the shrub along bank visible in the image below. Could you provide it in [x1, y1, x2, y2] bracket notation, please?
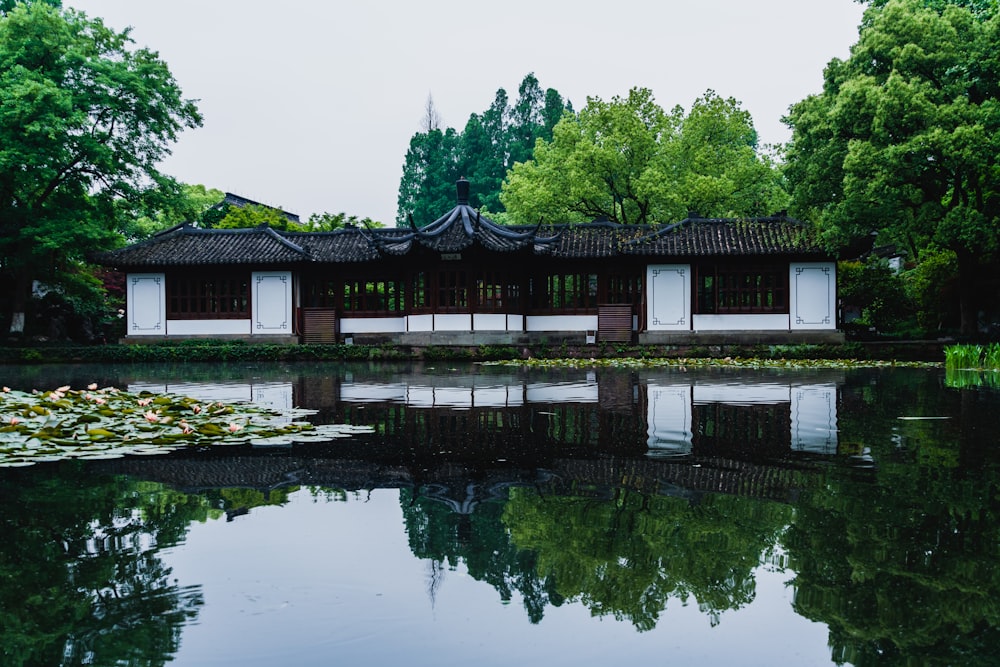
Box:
[0, 339, 945, 365]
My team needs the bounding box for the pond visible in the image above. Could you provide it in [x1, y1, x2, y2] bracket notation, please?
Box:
[1, 361, 999, 666]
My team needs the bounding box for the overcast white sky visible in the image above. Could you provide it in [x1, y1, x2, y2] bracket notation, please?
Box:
[67, 0, 866, 226]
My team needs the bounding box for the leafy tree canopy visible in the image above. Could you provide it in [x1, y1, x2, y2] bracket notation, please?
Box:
[396, 73, 571, 226]
[500, 88, 787, 225]
[784, 0, 1000, 332]
[0, 2, 201, 333]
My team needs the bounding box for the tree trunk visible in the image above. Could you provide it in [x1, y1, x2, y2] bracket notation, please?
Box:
[956, 249, 979, 335]
[8, 270, 29, 336]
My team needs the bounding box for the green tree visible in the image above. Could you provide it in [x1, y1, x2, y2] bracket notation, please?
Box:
[784, 0, 1000, 333]
[306, 211, 383, 231]
[501, 88, 786, 225]
[396, 127, 464, 226]
[130, 183, 224, 239]
[215, 203, 301, 231]
[0, 3, 201, 335]
[396, 74, 572, 222]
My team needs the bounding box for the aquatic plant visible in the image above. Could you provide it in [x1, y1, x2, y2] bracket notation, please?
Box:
[0, 384, 372, 467]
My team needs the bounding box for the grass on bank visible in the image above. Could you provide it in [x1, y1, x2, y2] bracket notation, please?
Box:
[0, 340, 942, 365]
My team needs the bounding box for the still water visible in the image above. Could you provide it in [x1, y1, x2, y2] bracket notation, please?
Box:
[1, 361, 998, 666]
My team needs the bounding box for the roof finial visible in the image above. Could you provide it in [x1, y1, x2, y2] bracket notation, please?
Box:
[456, 177, 470, 205]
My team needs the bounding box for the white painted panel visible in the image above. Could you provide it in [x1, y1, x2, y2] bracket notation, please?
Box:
[434, 314, 472, 330]
[473, 385, 521, 407]
[252, 271, 291, 333]
[646, 265, 690, 331]
[340, 317, 407, 334]
[692, 313, 790, 331]
[525, 381, 598, 403]
[506, 314, 524, 331]
[525, 315, 598, 332]
[694, 383, 790, 405]
[646, 383, 693, 457]
[791, 384, 838, 454]
[251, 383, 294, 416]
[408, 314, 434, 332]
[340, 383, 408, 403]
[473, 314, 507, 331]
[791, 263, 836, 330]
[166, 319, 252, 336]
[127, 381, 290, 411]
[127, 273, 165, 335]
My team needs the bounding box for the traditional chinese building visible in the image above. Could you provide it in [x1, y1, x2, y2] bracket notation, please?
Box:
[98, 178, 841, 345]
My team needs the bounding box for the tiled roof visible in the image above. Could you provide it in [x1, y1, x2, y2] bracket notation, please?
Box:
[621, 216, 824, 257]
[96, 214, 827, 269]
[96, 223, 309, 267]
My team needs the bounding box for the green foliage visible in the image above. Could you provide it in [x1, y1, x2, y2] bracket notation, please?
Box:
[501, 88, 787, 225]
[904, 247, 960, 330]
[838, 259, 914, 334]
[215, 203, 295, 230]
[129, 183, 224, 239]
[306, 211, 384, 230]
[396, 73, 571, 225]
[785, 0, 1000, 332]
[0, 3, 201, 333]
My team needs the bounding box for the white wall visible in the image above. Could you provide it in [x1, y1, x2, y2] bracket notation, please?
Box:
[692, 314, 790, 331]
[252, 271, 292, 335]
[525, 315, 598, 332]
[167, 320, 252, 336]
[790, 263, 837, 330]
[791, 384, 838, 454]
[473, 313, 507, 331]
[126, 273, 165, 336]
[646, 382, 694, 457]
[646, 265, 691, 331]
[340, 317, 407, 334]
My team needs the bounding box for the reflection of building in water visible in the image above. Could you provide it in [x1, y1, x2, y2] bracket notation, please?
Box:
[128, 369, 839, 460]
[645, 379, 838, 459]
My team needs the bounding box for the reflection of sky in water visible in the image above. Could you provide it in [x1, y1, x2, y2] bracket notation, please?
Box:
[162, 488, 831, 666]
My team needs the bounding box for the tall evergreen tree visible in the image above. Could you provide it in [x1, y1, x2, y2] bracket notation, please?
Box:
[396, 73, 571, 223]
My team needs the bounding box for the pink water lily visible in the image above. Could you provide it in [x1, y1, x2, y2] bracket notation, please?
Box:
[144, 411, 160, 423]
[87, 383, 98, 391]
[192, 405, 202, 414]
[227, 422, 243, 433]
[137, 398, 152, 407]
[8, 416, 18, 425]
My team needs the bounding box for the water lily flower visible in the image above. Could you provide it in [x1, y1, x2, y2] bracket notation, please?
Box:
[137, 398, 152, 407]
[2, 387, 9, 393]
[144, 411, 160, 423]
[179, 420, 193, 435]
[94, 397, 106, 405]
[192, 405, 202, 414]
[56, 385, 70, 393]
[87, 383, 98, 391]
[49, 391, 64, 400]
[227, 422, 243, 433]
[9, 416, 18, 425]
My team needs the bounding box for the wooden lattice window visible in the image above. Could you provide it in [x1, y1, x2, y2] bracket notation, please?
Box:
[167, 273, 249, 319]
[696, 265, 787, 314]
[436, 270, 468, 312]
[342, 278, 404, 313]
[475, 271, 518, 312]
[531, 272, 598, 313]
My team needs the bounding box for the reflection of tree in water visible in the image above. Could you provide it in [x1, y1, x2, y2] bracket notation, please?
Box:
[400, 483, 791, 630]
[400, 488, 564, 623]
[505, 488, 792, 631]
[787, 438, 1000, 665]
[0, 468, 217, 666]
